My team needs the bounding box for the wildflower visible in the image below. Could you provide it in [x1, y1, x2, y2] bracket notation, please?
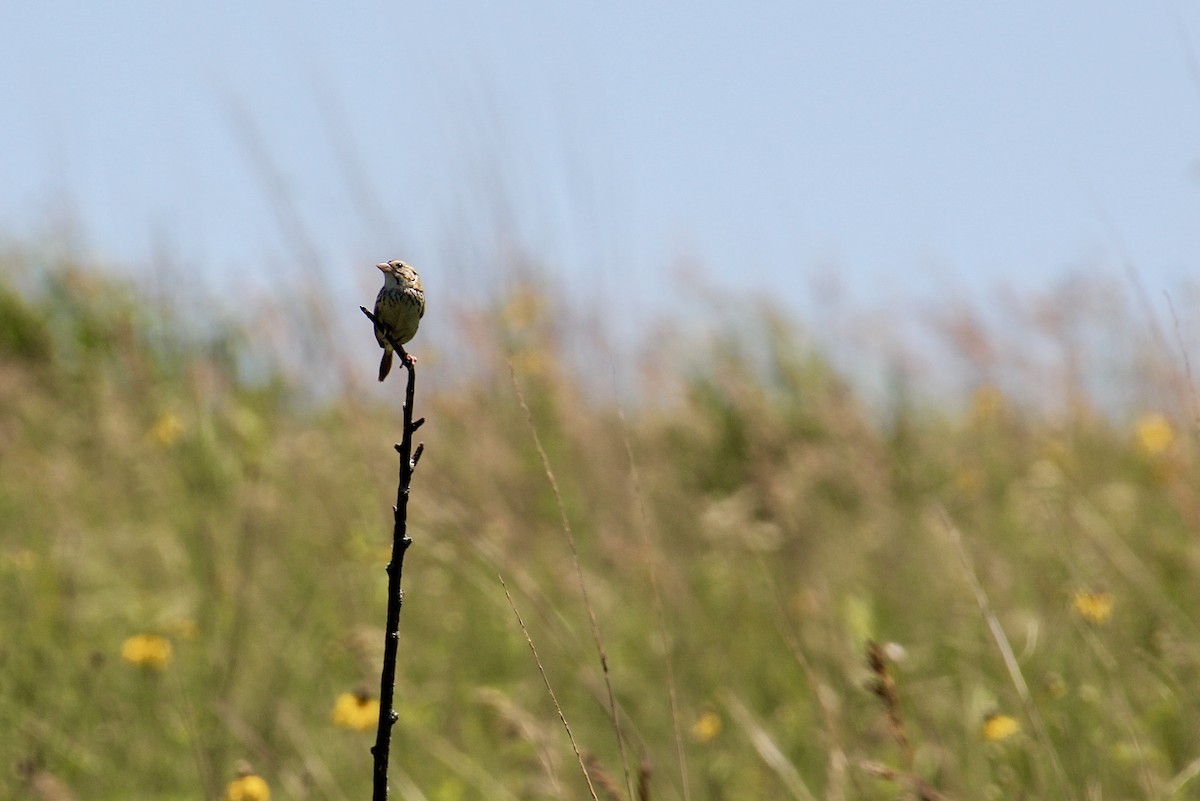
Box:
[224, 763, 270, 801]
[148, 412, 184, 447]
[1071, 589, 1114, 624]
[981, 713, 1019, 742]
[691, 711, 722, 743]
[332, 689, 380, 731]
[1135, 413, 1174, 456]
[120, 634, 172, 670]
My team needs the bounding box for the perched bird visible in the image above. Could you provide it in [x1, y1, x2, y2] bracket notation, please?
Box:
[372, 260, 425, 382]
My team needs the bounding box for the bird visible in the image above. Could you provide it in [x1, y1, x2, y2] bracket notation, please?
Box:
[372, 260, 425, 382]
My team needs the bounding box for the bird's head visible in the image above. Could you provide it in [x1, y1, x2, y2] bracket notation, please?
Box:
[376, 260, 420, 288]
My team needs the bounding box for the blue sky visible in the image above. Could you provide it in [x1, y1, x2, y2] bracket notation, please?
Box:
[2, 2, 1199, 334]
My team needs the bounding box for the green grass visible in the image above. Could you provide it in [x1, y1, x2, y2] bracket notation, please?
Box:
[2, 254, 1198, 800]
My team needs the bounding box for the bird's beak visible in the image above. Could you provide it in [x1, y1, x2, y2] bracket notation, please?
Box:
[375, 262, 390, 273]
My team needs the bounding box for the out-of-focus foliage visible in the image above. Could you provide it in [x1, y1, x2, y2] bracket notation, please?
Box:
[2, 254, 1198, 801]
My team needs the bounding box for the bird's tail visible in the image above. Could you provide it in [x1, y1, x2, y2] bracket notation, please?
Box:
[378, 349, 393, 382]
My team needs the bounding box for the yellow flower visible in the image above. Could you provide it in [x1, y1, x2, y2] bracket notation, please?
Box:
[225, 772, 270, 801]
[120, 634, 172, 670]
[981, 713, 1020, 742]
[332, 690, 380, 731]
[1135, 413, 1174, 455]
[1072, 589, 1114, 623]
[148, 412, 184, 447]
[690, 711, 722, 743]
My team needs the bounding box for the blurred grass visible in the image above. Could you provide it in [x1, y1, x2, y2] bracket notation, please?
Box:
[1, 251, 1198, 801]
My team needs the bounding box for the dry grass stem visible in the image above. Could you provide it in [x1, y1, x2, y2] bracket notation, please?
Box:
[857, 760, 956, 801]
[725, 696, 817, 801]
[939, 507, 1075, 801]
[616, 394, 691, 801]
[583, 752, 625, 801]
[636, 755, 651, 801]
[510, 361, 633, 799]
[501, 576, 601, 801]
[865, 640, 911, 766]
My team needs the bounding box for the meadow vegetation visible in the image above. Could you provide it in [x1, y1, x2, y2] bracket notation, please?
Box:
[2, 251, 1198, 800]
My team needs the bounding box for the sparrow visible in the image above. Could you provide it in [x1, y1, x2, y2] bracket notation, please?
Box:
[372, 260, 425, 382]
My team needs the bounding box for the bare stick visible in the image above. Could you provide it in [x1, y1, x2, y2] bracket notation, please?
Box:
[362, 305, 423, 801]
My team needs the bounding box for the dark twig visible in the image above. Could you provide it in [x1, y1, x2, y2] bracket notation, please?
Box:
[361, 305, 423, 801]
